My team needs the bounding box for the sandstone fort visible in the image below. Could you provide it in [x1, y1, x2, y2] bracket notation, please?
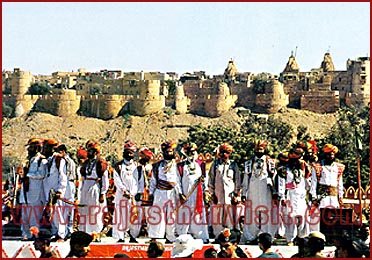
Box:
[2, 52, 370, 119]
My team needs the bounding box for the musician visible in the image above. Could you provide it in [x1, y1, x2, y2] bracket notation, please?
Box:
[176, 143, 209, 243]
[147, 141, 185, 243]
[309, 144, 345, 237]
[207, 143, 241, 237]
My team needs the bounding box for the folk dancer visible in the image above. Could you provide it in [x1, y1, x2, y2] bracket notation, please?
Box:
[79, 141, 109, 241]
[296, 140, 319, 233]
[207, 143, 241, 237]
[42, 138, 68, 242]
[112, 141, 141, 243]
[309, 144, 345, 236]
[277, 148, 310, 246]
[241, 140, 278, 244]
[176, 143, 209, 243]
[56, 144, 78, 239]
[147, 141, 185, 243]
[20, 138, 47, 240]
[137, 147, 154, 237]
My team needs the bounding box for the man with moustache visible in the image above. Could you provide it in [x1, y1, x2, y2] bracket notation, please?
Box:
[55, 143, 77, 239]
[136, 147, 154, 237]
[112, 141, 141, 243]
[277, 148, 310, 246]
[207, 143, 241, 237]
[241, 140, 278, 245]
[79, 141, 109, 241]
[20, 138, 47, 241]
[176, 143, 209, 243]
[147, 141, 185, 243]
[42, 138, 68, 242]
[309, 144, 345, 236]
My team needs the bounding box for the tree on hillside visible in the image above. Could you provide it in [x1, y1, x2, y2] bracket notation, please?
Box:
[27, 82, 51, 95]
[182, 111, 295, 169]
[321, 105, 370, 189]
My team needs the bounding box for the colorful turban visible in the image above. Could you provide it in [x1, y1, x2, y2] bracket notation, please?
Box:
[138, 147, 154, 160]
[87, 142, 101, 153]
[289, 147, 304, 159]
[185, 142, 197, 153]
[161, 141, 177, 151]
[219, 143, 233, 153]
[323, 144, 338, 154]
[43, 138, 59, 147]
[307, 140, 318, 153]
[123, 141, 137, 152]
[255, 140, 268, 150]
[76, 146, 88, 160]
[26, 138, 43, 146]
[85, 140, 94, 149]
[278, 151, 289, 163]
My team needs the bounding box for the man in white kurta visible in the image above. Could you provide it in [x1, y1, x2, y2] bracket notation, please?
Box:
[19, 138, 47, 240]
[241, 140, 278, 244]
[56, 144, 78, 238]
[112, 141, 141, 242]
[42, 138, 68, 241]
[79, 142, 109, 239]
[208, 143, 241, 237]
[147, 141, 185, 243]
[176, 143, 209, 243]
[277, 148, 310, 245]
[309, 144, 344, 234]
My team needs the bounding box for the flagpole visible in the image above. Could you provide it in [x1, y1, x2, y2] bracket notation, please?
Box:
[355, 129, 363, 225]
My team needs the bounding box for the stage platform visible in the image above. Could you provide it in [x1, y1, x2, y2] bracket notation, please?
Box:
[2, 237, 336, 258]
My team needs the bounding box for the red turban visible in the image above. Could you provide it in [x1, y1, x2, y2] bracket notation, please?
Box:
[219, 143, 233, 153]
[323, 144, 338, 154]
[289, 147, 304, 159]
[123, 141, 137, 152]
[139, 147, 154, 160]
[76, 146, 88, 160]
[161, 141, 177, 151]
[255, 140, 268, 150]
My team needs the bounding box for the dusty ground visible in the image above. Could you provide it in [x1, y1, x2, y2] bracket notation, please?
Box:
[2, 107, 337, 162]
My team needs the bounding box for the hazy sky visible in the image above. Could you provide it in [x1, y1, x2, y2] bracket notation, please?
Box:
[2, 2, 370, 76]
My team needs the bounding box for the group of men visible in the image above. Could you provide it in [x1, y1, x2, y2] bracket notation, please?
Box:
[14, 136, 347, 246]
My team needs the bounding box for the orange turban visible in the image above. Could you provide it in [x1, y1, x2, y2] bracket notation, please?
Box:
[139, 147, 154, 160]
[43, 138, 59, 147]
[26, 138, 43, 146]
[255, 140, 268, 150]
[161, 141, 177, 151]
[76, 146, 88, 160]
[123, 141, 137, 152]
[219, 143, 233, 153]
[85, 140, 94, 149]
[323, 144, 338, 154]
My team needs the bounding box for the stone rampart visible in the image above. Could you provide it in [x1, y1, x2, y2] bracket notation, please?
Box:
[131, 95, 165, 116]
[300, 92, 340, 113]
[80, 94, 132, 119]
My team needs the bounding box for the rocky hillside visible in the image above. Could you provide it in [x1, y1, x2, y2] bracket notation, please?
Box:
[2, 108, 337, 162]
